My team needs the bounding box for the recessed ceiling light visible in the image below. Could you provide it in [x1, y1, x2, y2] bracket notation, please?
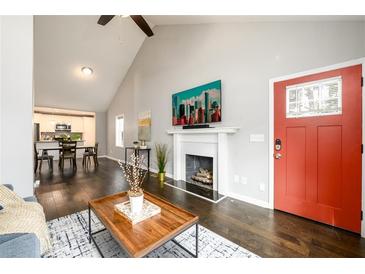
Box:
[121, 15, 129, 18]
[81, 67, 93, 75]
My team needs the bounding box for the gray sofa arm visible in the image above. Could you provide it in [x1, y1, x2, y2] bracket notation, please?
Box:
[0, 233, 40, 258]
[24, 196, 38, 202]
[2, 184, 14, 191]
[2, 184, 37, 202]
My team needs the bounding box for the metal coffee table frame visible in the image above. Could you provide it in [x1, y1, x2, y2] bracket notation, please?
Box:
[88, 205, 199, 258]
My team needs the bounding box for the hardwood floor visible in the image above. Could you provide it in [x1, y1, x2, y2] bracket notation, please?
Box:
[35, 157, 365, 258]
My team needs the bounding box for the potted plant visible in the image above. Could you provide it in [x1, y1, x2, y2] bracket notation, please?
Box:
[118, 154, 147, 214]
[155, 143, 168, 182]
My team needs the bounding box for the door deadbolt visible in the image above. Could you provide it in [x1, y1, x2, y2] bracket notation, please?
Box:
[275, 139, 282, 151]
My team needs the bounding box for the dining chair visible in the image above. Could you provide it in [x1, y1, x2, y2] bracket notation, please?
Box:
[57, 140, 69, 167]
[82, 142, 99, 168]
[58, 140, 64, 168]
[59, 141, 77, 172]
[34, 143, 54, 174]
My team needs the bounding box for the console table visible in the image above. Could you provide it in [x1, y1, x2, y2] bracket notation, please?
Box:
[124, 147, 151, 172]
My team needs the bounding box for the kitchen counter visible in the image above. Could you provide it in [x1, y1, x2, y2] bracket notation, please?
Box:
[35, 140, 85, 143]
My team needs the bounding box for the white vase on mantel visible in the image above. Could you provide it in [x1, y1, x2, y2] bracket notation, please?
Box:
[129, 192, 144, 214]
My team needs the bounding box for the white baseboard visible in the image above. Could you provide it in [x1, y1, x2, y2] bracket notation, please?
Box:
[148, 167, 173, 178]
[226, 192, 270, 209]
[103, 155, 121, 162]
[103, 155, 173, 178]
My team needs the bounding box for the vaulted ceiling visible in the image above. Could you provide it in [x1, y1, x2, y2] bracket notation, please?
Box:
[34, 15, 149, 112]
[34, 15, 365, 112]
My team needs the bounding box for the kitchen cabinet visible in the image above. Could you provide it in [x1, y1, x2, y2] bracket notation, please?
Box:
[71, 116, 84, 132]
[35, 114, 89, 133]
[33, 108, 95, 146]
[46, 115, 57, 132]
[36, 113, 56, 132]
[33, 113, 41, 124]
[83, 117, 95, 146]
[41, 115, 49, 132]
[34, 114, 46, 132]
[57, 115, 71, 125]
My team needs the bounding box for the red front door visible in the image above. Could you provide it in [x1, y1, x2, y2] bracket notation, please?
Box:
[274, 64, 362, 233]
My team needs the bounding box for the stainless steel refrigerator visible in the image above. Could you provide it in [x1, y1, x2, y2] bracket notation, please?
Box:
[33, 123, 40, 142]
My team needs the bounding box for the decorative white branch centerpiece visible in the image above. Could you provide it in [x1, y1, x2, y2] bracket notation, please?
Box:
[118, 154, 147, 214]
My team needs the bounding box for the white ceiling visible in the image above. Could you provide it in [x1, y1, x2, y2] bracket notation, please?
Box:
[34, 15, 147, 112]
[146, 15, 365, 25]
[34, 15, 365, 112]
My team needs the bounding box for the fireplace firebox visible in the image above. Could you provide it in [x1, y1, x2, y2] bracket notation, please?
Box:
[185, 154, 214, 190]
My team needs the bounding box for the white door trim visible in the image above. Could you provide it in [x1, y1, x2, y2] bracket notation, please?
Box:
[268, 57, 365, 237]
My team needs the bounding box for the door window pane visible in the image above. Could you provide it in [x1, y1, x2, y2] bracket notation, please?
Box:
[286, 77, 342, 118]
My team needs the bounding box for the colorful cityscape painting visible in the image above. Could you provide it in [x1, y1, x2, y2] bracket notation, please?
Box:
[172, 80, 222, 126]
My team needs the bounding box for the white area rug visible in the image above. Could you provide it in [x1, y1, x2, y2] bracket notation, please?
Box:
[43, 210, 259, 258]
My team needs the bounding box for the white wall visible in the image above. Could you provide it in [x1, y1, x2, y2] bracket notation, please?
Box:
[107, 21, 365, 204]
[0, 17, 2, 183]
[95, 112, 107, 155]
[0, 16, 34, 197]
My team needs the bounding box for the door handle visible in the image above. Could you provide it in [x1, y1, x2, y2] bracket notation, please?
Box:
[274, 153, 282, 159]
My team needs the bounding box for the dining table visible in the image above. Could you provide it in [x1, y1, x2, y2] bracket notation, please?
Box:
[39, 145, 96, 154]
[36, 145, 98, 173]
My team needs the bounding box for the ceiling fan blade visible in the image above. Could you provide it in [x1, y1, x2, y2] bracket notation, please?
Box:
[97, 15, 115, 26]
[130, 15, 154, 37]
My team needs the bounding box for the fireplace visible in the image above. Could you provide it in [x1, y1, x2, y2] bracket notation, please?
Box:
[185, 154, 213, 190]
[167, 127, 239, 202]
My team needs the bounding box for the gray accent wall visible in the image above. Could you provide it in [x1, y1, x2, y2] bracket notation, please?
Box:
[107, 21, 365, 204]
[95, 112, 107, 155]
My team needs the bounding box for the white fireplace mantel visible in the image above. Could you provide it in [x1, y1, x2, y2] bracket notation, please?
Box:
[167, 127, 239, 198]
[167, 127, 239, 135]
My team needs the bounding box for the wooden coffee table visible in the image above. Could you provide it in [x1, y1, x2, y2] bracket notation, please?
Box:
[88, 191, 199, 258]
